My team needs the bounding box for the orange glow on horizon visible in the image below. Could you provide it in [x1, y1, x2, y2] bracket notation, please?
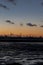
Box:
[0, 26, 43, 37]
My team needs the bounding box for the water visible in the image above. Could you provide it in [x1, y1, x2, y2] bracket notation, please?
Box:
[0, 42, 43, 65]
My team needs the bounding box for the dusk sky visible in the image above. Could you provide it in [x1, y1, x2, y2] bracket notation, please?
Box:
[0, 0, 43, 37]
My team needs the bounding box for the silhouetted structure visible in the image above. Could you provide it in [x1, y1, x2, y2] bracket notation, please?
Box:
[0, 35, 43, 42]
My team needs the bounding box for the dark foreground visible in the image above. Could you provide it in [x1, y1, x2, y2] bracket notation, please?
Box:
[1, 62, 43, 65]
[0, 63, 22, 65]
[0, 36, 43, 42]
[0, 42, 43, 65]
[4, 62, 43, 65]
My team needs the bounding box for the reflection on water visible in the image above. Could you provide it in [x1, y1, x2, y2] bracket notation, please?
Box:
[0, 42, 43, 65]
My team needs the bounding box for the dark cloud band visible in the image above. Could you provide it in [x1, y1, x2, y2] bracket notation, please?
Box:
[40, 25, 43, 27]
[0, 4, 9, 10]
[41, 2, 43, 6]
[5, 20, 14, 24]
[6, 0, 16, 5]
[26, 23, 37, 27]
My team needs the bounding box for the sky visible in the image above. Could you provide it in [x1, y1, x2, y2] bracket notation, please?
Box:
[0, 0, 43, 37]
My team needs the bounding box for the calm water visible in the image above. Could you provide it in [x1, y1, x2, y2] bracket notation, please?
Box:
[0, 42, 43, 65]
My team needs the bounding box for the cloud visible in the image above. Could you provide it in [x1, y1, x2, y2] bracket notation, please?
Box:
[6, 0, 16, 5]
[26, 23, 37, 27]
[0, 3, 9, 10]
[5, 20, 14, 24]
[41, 2, 43, 6]
[7, 0, 15, 2]
[20, 23, 23, 26]
[40, 25, 43, 27]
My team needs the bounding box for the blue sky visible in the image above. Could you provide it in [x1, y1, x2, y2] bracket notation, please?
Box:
[0, 0, 43, 24]
[0, 0, 43, 36]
